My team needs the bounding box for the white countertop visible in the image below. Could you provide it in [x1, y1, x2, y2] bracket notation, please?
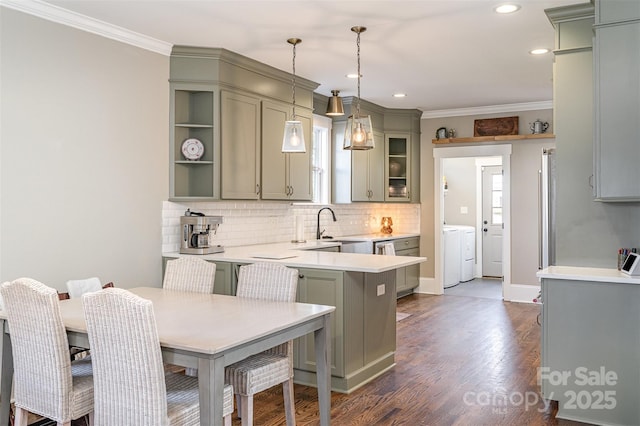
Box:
[537, 265, 640, 285]
[164, 235, 426, 273]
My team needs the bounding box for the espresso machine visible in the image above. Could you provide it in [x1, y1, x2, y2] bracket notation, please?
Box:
[180, 209, 224, 255]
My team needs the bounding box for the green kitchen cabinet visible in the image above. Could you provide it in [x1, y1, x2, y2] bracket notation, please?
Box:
[220, 90, 261, 200]
[385, 133, 411, 202]
[351, 130, 385, 202]
[261, 100, 313, 201]
[294, 268, 396, 393]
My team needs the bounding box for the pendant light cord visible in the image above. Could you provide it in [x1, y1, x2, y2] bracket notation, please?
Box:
[355, 30, 361, 120]
[291, 41, 297, 120]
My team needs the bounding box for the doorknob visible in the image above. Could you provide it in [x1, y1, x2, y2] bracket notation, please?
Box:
[483, 220, 488, 225]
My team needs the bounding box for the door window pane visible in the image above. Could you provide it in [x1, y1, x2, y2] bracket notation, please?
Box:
[491, 174, 503, 225]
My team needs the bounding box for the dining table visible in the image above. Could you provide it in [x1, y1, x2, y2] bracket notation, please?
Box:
[0, 287, 335, 426]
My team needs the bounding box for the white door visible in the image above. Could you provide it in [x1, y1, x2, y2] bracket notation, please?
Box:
[482, 165, 503, 277]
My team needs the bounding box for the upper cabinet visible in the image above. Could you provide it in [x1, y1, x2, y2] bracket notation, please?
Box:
[352, 130, 385, 202]
[220, 90, 261, 200]
[261, 100, 313, 201]
[385, 133, 410, 202]
[169, 46, 318, 201]
[330, 98, 422, 204]
[593, 3, 640, 201]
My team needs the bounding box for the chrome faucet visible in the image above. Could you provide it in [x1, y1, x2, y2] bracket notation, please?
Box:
[316, 207, 337, 240]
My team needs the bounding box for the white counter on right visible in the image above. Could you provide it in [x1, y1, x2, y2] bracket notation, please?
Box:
[537, 265, 640, 284]
[538, 266, 640, 426]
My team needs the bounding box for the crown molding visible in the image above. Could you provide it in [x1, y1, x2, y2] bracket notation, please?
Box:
[0, 0, 172, 56]
[421, 101, 553, 119]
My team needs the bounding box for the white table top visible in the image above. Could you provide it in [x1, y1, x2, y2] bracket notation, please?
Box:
[537, 266, 640, 285]
[55, 287, 335, 354]
[163, 236, 426, 273]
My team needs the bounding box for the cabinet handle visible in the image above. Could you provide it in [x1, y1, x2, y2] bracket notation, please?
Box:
[298, 274, 305, 279]
[588, 174, 594, 189]
[289, 185, 294, 196]
[256, 184, 261, 195]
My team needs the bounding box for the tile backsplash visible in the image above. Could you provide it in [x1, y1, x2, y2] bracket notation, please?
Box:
[162, 201, 420, 253]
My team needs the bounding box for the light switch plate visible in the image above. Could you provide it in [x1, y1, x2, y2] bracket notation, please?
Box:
[377, 284, 385, 296]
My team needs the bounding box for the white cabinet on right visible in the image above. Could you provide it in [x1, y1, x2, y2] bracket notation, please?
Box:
[593, 17, 640, 201]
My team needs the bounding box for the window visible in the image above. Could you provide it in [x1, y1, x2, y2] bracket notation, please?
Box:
[312, 115, 331, 204]
[491, 173, 503, 225]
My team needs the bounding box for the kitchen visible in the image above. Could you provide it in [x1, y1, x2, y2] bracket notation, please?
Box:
[3, 1, 640, 425]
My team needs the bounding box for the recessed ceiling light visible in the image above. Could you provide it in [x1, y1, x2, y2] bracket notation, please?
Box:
[393, 93, 407, 98]
[494, 4, 520, 14]
[530, 48, 550, 55]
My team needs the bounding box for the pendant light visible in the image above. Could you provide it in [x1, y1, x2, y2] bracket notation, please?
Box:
[326, 90, 345, 116]
[344, 26, 375, 150]
[282, 37, 306, 153]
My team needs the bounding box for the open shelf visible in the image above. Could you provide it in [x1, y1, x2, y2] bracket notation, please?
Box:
[432, 133, 555, 144]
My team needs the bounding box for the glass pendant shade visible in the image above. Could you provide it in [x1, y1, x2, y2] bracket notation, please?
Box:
[282, 37, 306, 153]
[282, 120, 306, 152]
[326, 90, 345, 116]
[343, 114, 375, 150]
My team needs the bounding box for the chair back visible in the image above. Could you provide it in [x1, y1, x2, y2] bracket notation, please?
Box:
[236, 262, 299, 365]
[236, 262, 298, 302]
[66, 277, 103, 298]
[0, 278, 75, 421]
[82, 288, 169, 426]
[163, 257, 216, 294]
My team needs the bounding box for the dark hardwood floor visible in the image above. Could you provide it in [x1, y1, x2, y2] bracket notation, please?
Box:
[242, 293, 590, 426]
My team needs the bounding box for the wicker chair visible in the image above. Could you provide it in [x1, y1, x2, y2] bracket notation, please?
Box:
[163, 256, 216, 376]
[81, 287, 233, 426]
[163, 257, 216, 294]
[0, 278, 94, 426]
[224, 262, 299, 426]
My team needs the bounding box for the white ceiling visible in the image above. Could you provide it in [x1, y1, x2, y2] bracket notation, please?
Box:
[29, 0, 584, 114]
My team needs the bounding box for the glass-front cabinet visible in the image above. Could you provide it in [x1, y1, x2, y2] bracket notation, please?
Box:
[385, 133, 410, 202]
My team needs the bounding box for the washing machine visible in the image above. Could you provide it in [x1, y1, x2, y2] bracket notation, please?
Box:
[443, 226, 461, 288]
[458, 226, 476, 282]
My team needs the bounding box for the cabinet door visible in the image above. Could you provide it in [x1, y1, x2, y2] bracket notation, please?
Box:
[295, 268, 344, 377]
[261, 101, 290, 200]
[213, 261, 233, 295]
[287, 111, 313, 201]
[594, 22, 640, 200]
[221, 91, 261, 199]
[351, 131, 384, 202]
[385, 133, 411, 202]
[170, 84, 218, 200]
[396, 248, 420, 294]
[261, 101, 313, 201]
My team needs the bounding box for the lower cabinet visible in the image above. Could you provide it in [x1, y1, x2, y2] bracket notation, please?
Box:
[541, 277, 640, 425]
[294, 268, 396, 393]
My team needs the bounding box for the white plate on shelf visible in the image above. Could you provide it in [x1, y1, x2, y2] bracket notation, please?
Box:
[181, 137, 204, 160]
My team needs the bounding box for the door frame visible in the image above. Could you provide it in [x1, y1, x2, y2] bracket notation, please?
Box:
[433, 144, 512, 299]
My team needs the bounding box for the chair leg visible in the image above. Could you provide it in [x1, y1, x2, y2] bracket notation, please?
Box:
[88, 412, 95, 426]
[14, 407, 28, 426]
[240, 394, 253, 426]
[224, 413, 232, 426]
[56, 422, 71, 426]
[283, 378, 296, 426]
[236, 394, 242, 418]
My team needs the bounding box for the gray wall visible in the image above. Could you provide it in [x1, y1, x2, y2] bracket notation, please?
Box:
[442, 157, 477, 227]
[421, 109, 554, 280]
[0, 9, 169, 290]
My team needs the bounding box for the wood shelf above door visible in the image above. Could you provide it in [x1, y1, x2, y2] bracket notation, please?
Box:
[432, 133, 555, 144]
